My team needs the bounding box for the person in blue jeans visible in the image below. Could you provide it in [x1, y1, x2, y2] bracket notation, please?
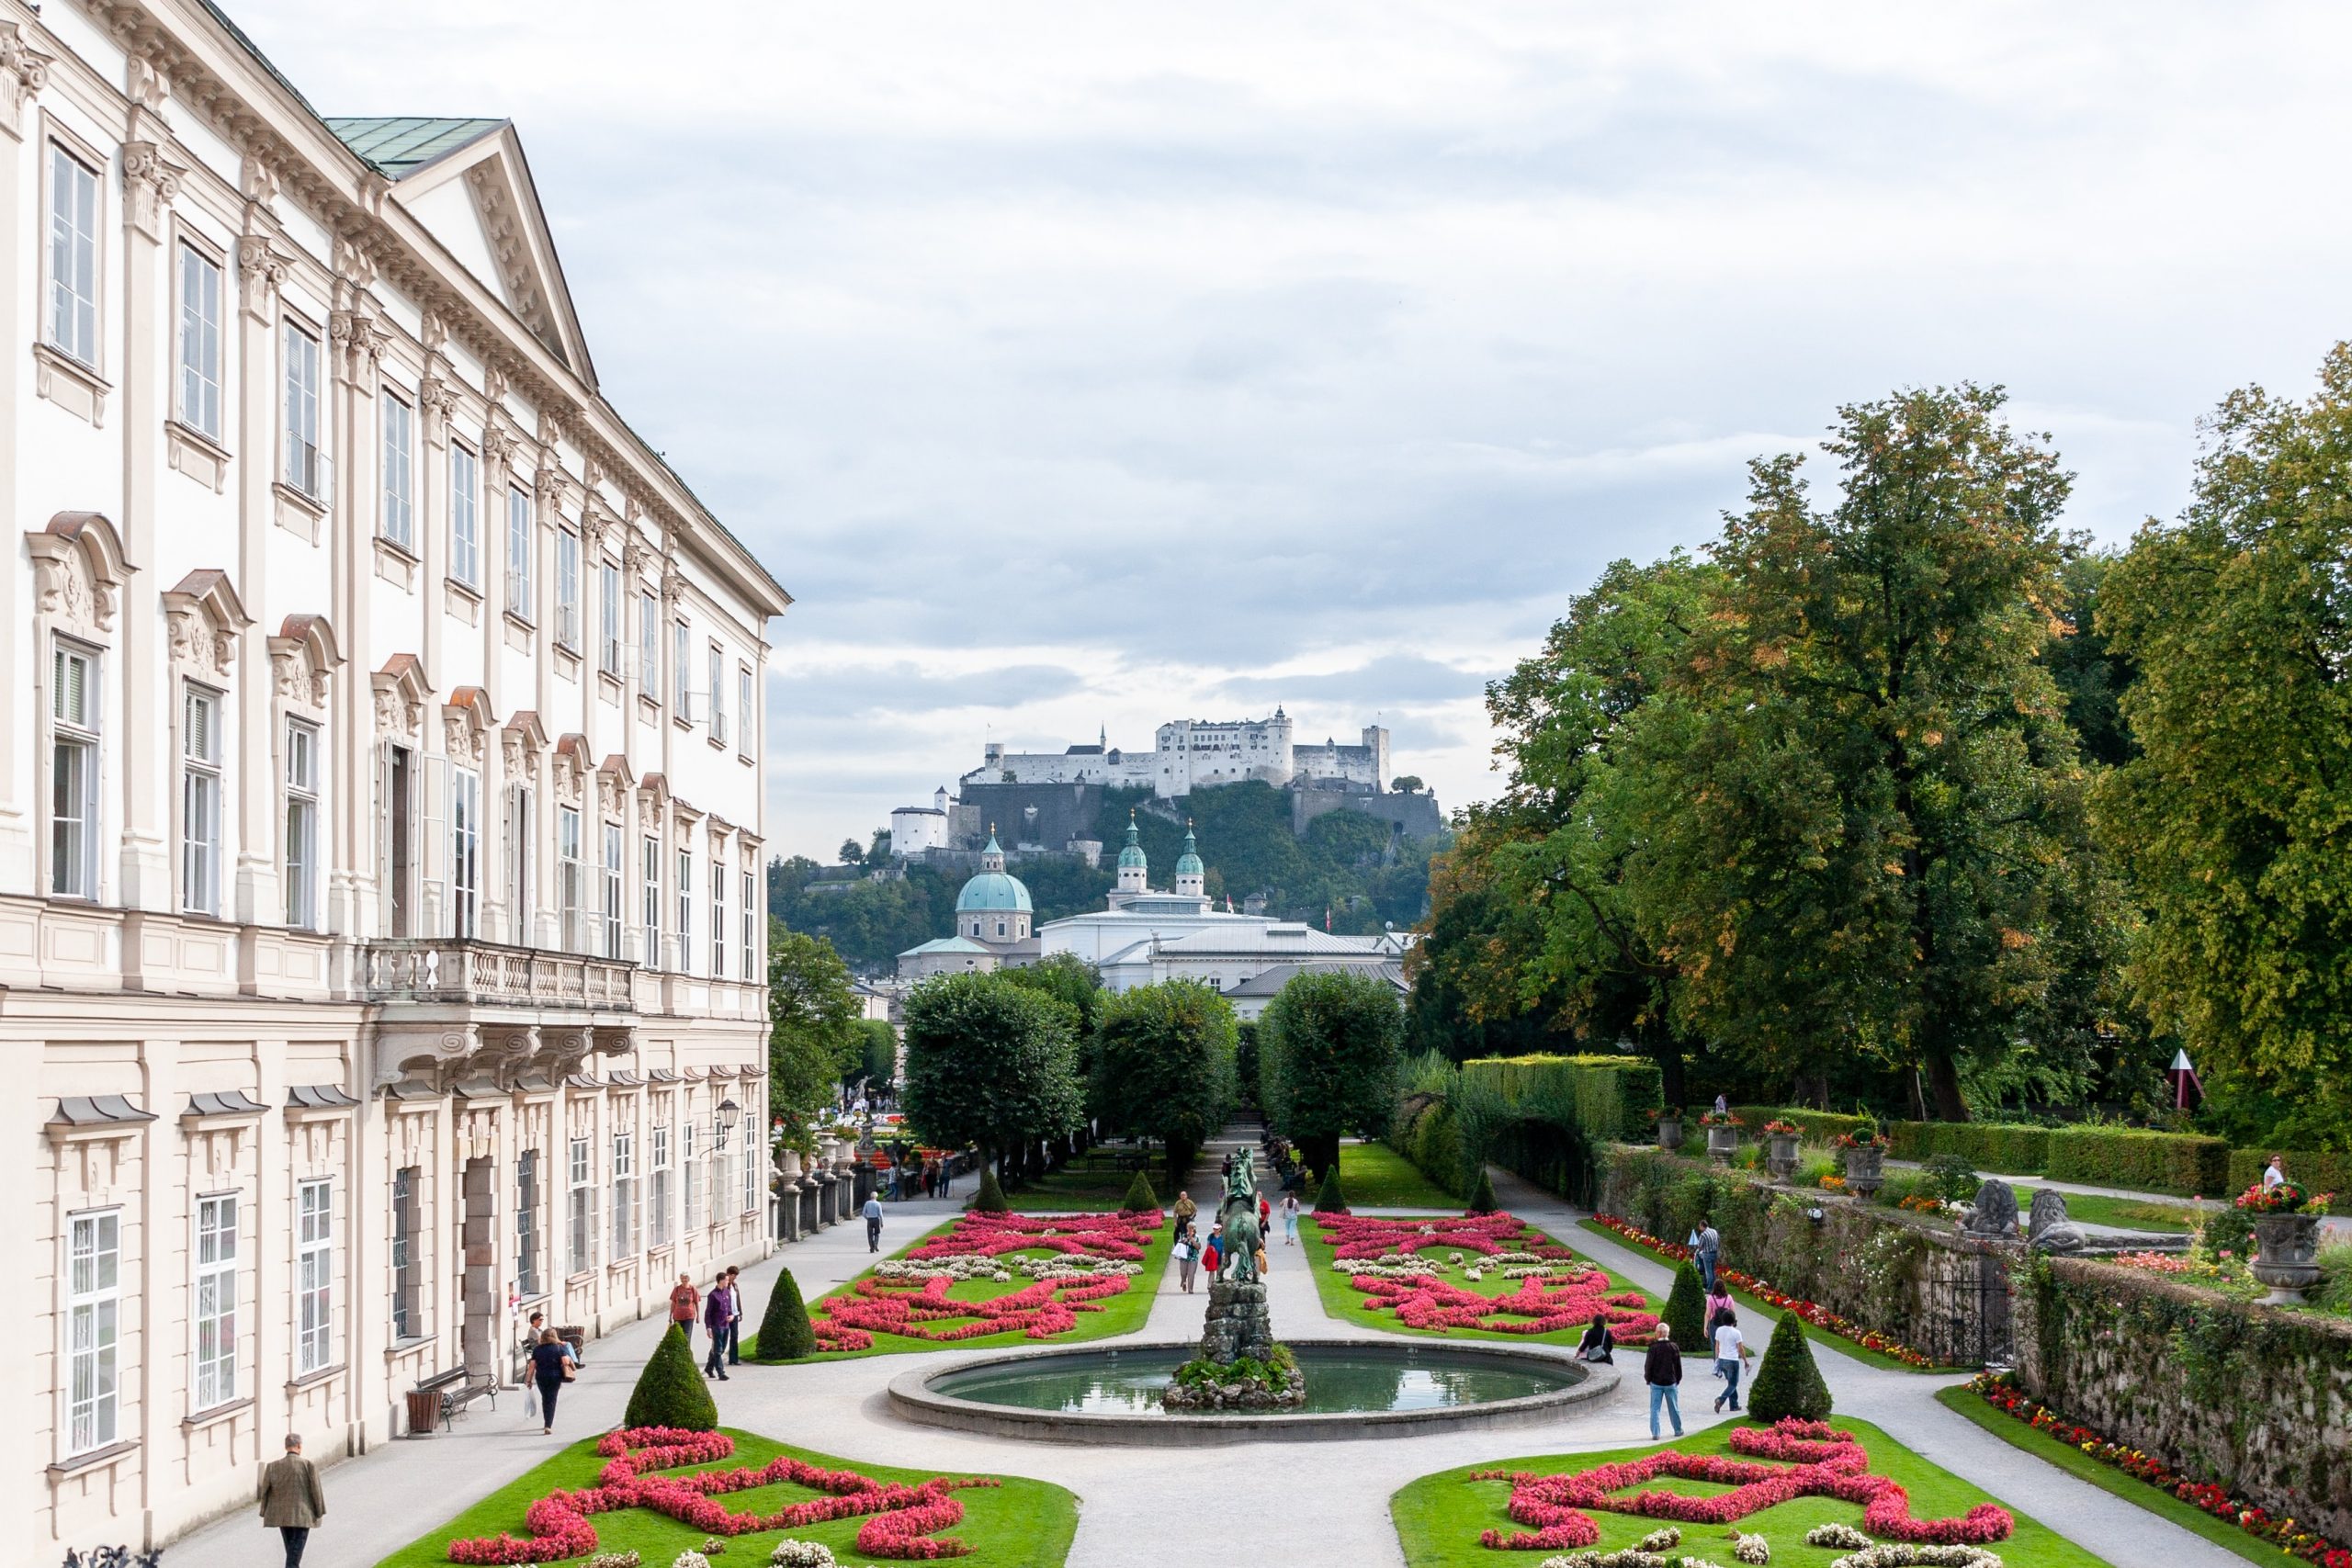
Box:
[1644, 1324, 1684, 1439]
[1695, 1223, 1721, 1293]
[1711, 1308, 1751, 1412]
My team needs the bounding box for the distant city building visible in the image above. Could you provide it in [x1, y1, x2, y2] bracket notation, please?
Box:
[963, 709, 1393, 799]
[888, 786, 955, 858]
[895, 831, 1039, 981]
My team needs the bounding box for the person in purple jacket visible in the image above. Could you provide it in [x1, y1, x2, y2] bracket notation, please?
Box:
[702, 1275, 734, 1380]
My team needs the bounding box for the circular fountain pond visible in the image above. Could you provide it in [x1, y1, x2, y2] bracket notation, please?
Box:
[886, 1339, 1618, 1445]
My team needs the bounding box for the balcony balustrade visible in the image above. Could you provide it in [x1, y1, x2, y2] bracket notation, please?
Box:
[361, 937, 636, 1010]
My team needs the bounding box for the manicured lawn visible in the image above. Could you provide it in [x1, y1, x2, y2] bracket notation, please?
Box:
[1340, 1140, 1464, 1208]
[373, 1427, 1076, 1568]
[1391, 1416, 2109, 1568]
[1574, 1220, 1953, 1375]
[1933, 1386, 2274, 1568]
[744, 1208, 1172, 1361]
[2009, 1188, 2199, 1234]
[1304, 1212, 1661, 1347]
[994, 1162, 1171, 1213]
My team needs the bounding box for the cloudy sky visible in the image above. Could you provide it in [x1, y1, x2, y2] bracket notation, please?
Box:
[231, 1, 2352, 858]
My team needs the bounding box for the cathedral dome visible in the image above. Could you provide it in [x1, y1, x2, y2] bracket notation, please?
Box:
[956, 871, 1032, 913]
[1175, 824, 1204, 877]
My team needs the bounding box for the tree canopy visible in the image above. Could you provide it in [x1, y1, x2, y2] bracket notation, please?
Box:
[899, 972, 1084, 1172]
[1259, 968, 1405, 1173]
[766, 923, 865, 1148]
[1091, 979, 1238, 1176]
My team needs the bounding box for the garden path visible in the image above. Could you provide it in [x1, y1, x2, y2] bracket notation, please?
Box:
[163, 1131, 2256, 1568]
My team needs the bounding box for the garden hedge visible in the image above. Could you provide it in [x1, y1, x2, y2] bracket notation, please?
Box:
[1462, 1053, 1663, 1144]
[971, 1168, 1010, 1213]
[751, 1266, 816, 1361]
[1731, 1107, 1872, 1145]
[1121, 1169, 1160, 1213]
[1884, 1120, 2051, 1173]
[2043, 1126, 2227, 1196]
[2226, 1147, 2352, 1198]
[1748, 1312, 1833, 1422]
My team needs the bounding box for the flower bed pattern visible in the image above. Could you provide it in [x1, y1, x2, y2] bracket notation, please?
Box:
[1472, 1419, 2015, 1553]
[444, 1427, 1001, 1563]
[813, 1209, 1161, 1353]
[1589, 1215, 1938, 1369]
[1317, 1212, 1658, 1340]
[1969, 1372, 2352, 1568]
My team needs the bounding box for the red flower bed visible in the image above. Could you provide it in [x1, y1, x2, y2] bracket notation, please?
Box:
[1471, 1419, 2015, 1552]
[1972, 1373, 2352, 1568]
[1316, 1211, 1566, 1262]
[1589, 1214, 1938, 1369]
[445, 1427, 1001, 1563]
[1314, 1212, 1648, 1340]
[813, 1209, 1160, 1352]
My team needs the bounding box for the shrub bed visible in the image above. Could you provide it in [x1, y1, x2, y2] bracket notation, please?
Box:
[1885, 1122, 2051, 1174]
[2228, 1148, 2352, 1198]
[2043, 1126, 2227, 1196]
[1313, 1210, 1658, 1341]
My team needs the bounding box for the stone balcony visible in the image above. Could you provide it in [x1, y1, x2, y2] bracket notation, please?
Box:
[360, 937, 637, 1010]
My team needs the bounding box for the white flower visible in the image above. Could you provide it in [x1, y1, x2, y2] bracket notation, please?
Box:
[672, 1553, 712, 1568]
[1732, 1532, 1770, 1565]
[1804, 1526, 1872, 1551]
[1638, 1529, 1683, 1552]
[770, 1543, 837, 1568]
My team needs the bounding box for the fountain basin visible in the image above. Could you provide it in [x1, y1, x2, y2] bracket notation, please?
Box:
[887, 1338, 1619, 1445]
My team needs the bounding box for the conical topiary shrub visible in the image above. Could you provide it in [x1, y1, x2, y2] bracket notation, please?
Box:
[972, 1167, 1010, 1213]
[624, 1323, 718, 1431]
[750, 1266, 816, 1362]
[1465, 1168, 1498, 1214]
[1121, 1169, 1160, 1213]
[1664, 1260, 1708, 1353]
[1315, 1167, 1350, 1214]
[1747, 1311, 1833, 1422]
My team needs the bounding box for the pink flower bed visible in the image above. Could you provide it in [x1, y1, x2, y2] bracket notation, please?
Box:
[1317, 1211, 1651, 1341]
[1472, 1419, 2017, 1552]
[444, 1427, 1001, 1563]
[814, 1209, 1162, 1352]
[1317, 1210, 1571, 1262]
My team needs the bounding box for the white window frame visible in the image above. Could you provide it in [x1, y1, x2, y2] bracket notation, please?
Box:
[46, 142, 99, 366]
[449, 767, 481, 938]
[515, 1149, 542, 1300]
[642, 833, 662, 969]
[193, 1192, 239, 1412]
[673, 620, 690, 711]
[181, 683, 223, 917]
[50, 638, 100, 900]
[711, 853, 727, 978]
[176, 242, 223, 441]
[610, 1130, 637, 1261]
[650, 1123, 673, 1249]
[558, 806, 582, 952]
[390, 1166, 420, 1340]
[683, 1120, 701, 1232]
[282, 318, 327, 502]
[505, 783, 533, 941]
[555, 529, 580, 649]
[741, 1100, 760, 1214]
[599, 560, 622, 675]
[380, 392, 415, 550]
[296, 1179, 332, 1375]
[677, 849, 693, 975]
[449, 442, 481, 588]
[708, 644, 727, 747]
[638, 590, 660, 702]
[602, 820, 624, 959]
[741, 869, 757, 979]
[566, 1136, 594, 1276]
[63, 1209, 120, 1457]
[284, 717, 320, 930]
[737, 665, 754, 759]
[505, 485, 534, 620]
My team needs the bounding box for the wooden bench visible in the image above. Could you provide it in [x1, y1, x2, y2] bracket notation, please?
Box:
[412, 1366, 497, 1432]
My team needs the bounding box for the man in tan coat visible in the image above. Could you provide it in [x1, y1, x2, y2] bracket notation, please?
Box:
[258, 1431, 326, 1567]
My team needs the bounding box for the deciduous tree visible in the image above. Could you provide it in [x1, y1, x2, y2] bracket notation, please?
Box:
[1260, 968, 1404, 1175]
[1091, 979, 1238, 1178]
[900, 972, 1084, 1181]
[767, 924, 865, 1148]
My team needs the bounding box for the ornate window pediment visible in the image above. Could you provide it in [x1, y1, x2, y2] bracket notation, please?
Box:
[163, 569, 254, 679]
[267, 614, 343, 716]
[27, 512, 132, 636]
[551, 732, 590, 806]
[502, 708, 548, 775]
[637, 771, 671, 831]
[442, 686, 494, 767]
[596, 752, 635, 820]
[372, 653, 431, 742]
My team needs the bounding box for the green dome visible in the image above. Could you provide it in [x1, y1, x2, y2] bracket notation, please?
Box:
[1175, 824, 1203, 876]
[1116, 814, 1148, 871]
[956, 870, 1033, 913]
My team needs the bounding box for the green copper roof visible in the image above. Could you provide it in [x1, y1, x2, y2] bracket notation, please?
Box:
[324, 117, 508, 179]
[956, 870, 1032, 914]
[1175, 825, 1203, 876]
[1117, 814, 1147, 870]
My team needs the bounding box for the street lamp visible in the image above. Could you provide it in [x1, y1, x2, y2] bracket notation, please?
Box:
[715, 1098, 741, 1135]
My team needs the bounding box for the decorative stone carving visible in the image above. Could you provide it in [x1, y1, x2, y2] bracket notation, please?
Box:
[481, 419, 520, 471]
[417, 373, 459, 438]
[331, 303, 390, 382]
[2, 24, 56, 136]
[163, 570, 251, 678]
[27, 513, 130, 634]
[550, 744, 585, 806]
[483, 365, 510, 408]
[239, 152, 279, 207]
[2027, 1189, 2088, 1254]
[125, 51, 171, 115]
[332, 233, 377, 292]
[443, 692, 491, 766]
[372, 654, 430, 740]
[122, 141, 187, 238]
[236, 234, 288, 319]
[659, 567, 685, 606]
[624, 538, 655, 580]
[420, 308, 450, 355]
[267, 614, 342, 713]
[1962, 1178, 2018, 1238]
[536, 460, 568, 517]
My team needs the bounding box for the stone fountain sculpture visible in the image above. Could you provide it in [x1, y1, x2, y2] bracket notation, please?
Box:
[1162, 1150, 1305, 1410]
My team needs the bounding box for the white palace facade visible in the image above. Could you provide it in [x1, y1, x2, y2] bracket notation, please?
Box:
[0, 0, 791, 1552]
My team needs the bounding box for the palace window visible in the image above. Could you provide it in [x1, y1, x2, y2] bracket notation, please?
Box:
[516, 1149, 542, 1299]
[46, 144, 98, 366]
[712, 1115, 731, 1227]
[381, 394, 415, 549]
[505, 784, 533, 938]
[284, 718, 320, 930]
[450, 443, 481, 587]
[711, 853, 726, 978]
[176, 243, 223, 441]
[611, 1131, 637, 1260]
[683, 1121, 701, 1231]
[296, 1179, 332, 1375]
[677, 849, 693, 974]
[390, 1167, 420, 1339]
[449, 767, 481, 939]
[650, 1124, 673, 1249]
[600, 561, 623, 675]
[708, 645, 727, 747]
[567, 1136, 594, 1275]
[603, 821, 624, 959]
[639, 590, 659, 702]
[742, 1100, 760, 1213]
[558, 807, 582, 951]
[64, 1209, 120, 1456]
[181, 684, 223, 917]
[505, 486, 534, 619]
[673, 621, 690, 711]
[282, 321, 327, 502]
[741, 869, 757, 979]
[51, 640, 99, 899]
[738, 666, 754, 758]
[642, 834, 662, 969]
[555, 530, 580, 649]
[193, 1193, 239, 1410]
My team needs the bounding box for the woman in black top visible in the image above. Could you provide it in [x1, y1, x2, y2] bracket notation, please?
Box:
[1575, 1312, 1614, 1363]
[530, 1329, 572, 1434]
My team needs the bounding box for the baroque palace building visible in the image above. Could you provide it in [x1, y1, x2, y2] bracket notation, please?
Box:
[0, 0, 793, 1552]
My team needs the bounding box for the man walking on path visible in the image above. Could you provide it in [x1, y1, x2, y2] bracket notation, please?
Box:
[1644, 1325, 1685, 1439]
[1696, 1222, 1722, 1293]
[725, 1266, 745, 1365]
[704, 1273, 735, 1380]
[257, 1432, 326, 1568]
[864, 1192, 885, 1252]
[668, 1271, 700, 1356]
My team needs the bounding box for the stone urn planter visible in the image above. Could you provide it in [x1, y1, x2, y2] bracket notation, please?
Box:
[1766, 1132, 1801, 1179]
[1705, 1125, 1739, 1164]
[1841, 1144, 1885, 1199]
[1657, 1117, 1685, 1153]
[2251, 1213, 2324, 1304]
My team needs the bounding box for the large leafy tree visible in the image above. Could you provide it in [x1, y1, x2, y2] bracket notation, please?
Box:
[1259, 968, 1405, 1174]
[1645, 386, 2102, 1119]
[899, 972, 1084, 1179]
[1091, 979, 1238, 1177]
[2094, 346, 2352, 1146]
[767, 924, 865, 1148]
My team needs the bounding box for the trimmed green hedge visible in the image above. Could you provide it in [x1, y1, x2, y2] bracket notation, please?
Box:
[1733, 1107, 1872, 1145]
[1886, 1121, 2052, 1173]
[2226, 1147, 2352, 1198]
[2044, 1126, 2227, 1196]
[1462, 1054, 1662, 1144]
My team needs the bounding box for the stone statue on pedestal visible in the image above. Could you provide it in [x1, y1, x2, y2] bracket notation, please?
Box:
[1962, 1178, 2018, 1237]
[2027, 1188, 2089, 1253]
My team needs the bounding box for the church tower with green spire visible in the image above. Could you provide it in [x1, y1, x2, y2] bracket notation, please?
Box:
[1174, 820, 1205, 898]
[1115, 809, 1149, 897]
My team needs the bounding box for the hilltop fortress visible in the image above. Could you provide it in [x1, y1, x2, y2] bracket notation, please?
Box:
[967, 709, 1389, 798]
